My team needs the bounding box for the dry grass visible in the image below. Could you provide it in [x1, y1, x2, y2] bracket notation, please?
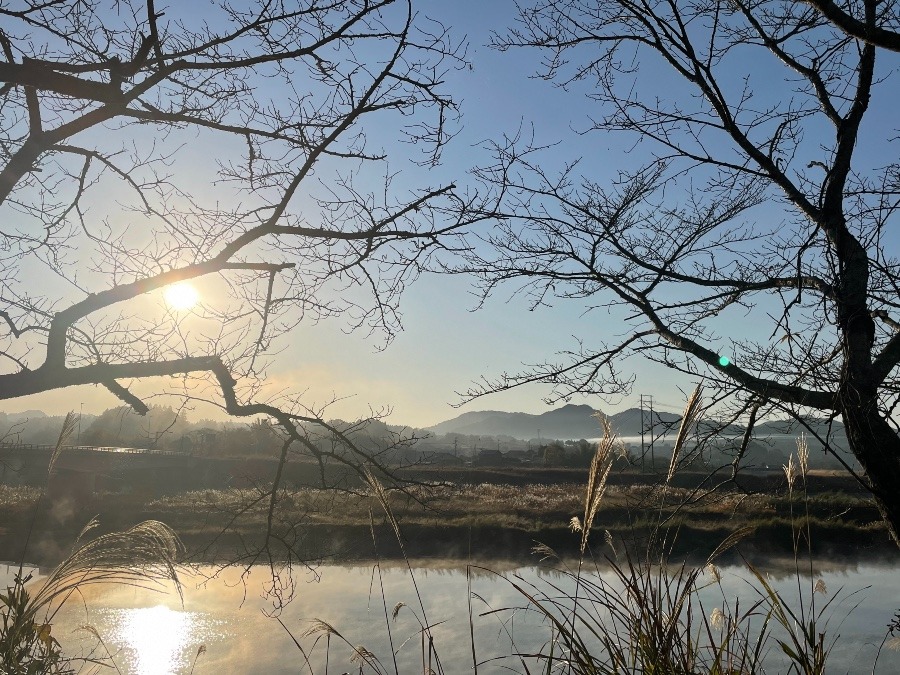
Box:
[472, 419, 860, 675]
[34, 518, 183, 611]
[0, 485, 41, 509]
[141, 481, 863, 536]
[668, 384, 704, 483]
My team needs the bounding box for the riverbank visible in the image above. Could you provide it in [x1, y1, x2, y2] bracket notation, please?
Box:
[1, 479, 894, 566]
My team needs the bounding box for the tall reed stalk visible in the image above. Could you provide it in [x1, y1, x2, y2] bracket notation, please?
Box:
[743, 435, 850, 675]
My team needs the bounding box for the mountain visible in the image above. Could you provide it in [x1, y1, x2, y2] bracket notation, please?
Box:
[607, 408, 682, 436]
[756, 417, 847, 437]
[427, 404, 607, 440]
[0, 410, 49, 422]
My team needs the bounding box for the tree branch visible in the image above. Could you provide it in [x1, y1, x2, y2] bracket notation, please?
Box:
[803, 0, 900, 51]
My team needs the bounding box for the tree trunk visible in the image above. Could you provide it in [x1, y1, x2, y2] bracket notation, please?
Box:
[842, 399, 900, 546]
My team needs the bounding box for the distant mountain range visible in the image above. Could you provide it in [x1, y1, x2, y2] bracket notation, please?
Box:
[425, 403, 846, 441]
[426, 404, 680, 439]
[426, 404, 601, 439]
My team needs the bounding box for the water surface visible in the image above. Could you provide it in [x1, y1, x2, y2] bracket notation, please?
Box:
[5, 558, 900, 674]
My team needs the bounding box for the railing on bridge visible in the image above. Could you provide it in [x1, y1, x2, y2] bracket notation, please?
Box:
[0, 442, 190, 457]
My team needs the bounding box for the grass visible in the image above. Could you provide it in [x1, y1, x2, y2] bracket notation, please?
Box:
[484, 421, 878, 674]
[111, 480, 885, 535]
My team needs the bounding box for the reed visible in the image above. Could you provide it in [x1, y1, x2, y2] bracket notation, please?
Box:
[667, 384, 704, 484]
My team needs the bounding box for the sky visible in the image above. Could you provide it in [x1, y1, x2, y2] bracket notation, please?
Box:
[3, 1, 900, 429]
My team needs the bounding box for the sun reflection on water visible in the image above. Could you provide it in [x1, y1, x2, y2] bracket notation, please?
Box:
[106, 605, 211, 675]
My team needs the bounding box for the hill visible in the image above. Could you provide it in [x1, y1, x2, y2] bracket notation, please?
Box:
[426, 404, 606, 440]
[608, 408, 682, 436]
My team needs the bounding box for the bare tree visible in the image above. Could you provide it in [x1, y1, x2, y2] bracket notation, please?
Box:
[464, 1, 900, 543]
[0, 0, 471, 576]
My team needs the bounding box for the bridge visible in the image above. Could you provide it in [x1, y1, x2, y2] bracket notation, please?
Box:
[0, 441, 191, 457]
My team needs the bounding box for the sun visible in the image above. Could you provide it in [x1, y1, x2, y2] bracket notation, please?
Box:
[163, 282, 200, 310]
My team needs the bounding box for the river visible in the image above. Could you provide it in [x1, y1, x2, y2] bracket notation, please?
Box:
[4, 554, 900, 674]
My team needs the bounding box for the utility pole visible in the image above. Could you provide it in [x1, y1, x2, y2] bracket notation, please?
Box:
[638, 395, 657, 473]
[648, 395, 656, 473]
[639, 396, 645, 473]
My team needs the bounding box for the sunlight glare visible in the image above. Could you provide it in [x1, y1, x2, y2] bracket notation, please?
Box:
[163, 282, 200, 310]
[115, 605, 198, 675]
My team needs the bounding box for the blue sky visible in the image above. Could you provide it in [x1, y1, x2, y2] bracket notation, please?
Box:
[5, 1, 900, 428]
